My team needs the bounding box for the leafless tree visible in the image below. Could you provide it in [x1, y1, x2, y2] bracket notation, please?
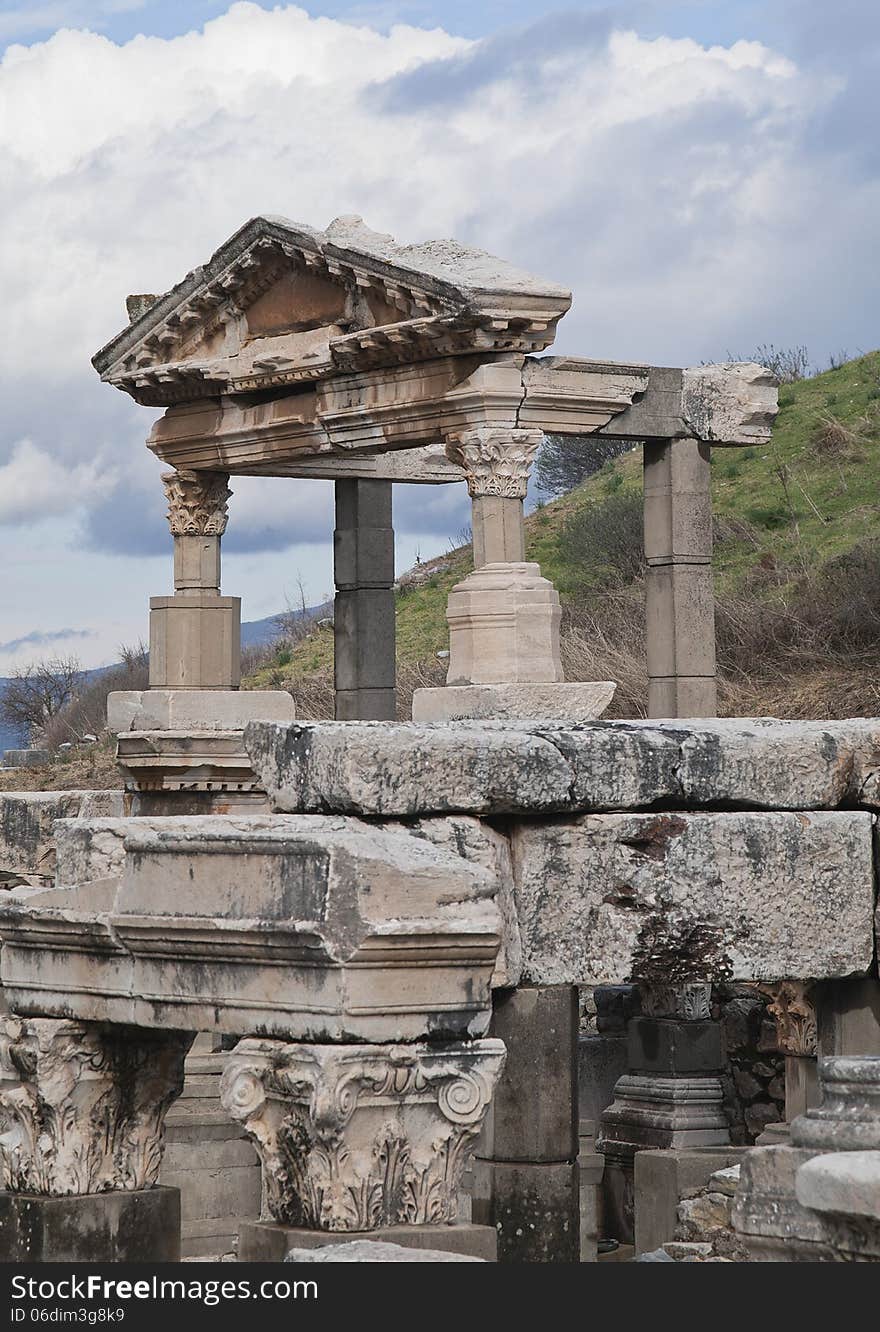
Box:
[0, 656, 83, 741]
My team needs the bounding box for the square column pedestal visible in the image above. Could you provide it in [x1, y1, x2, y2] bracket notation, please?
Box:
[108, 688, 296, 815]
[220, 1038, 506, 1262]
[412, 563, 615, 723]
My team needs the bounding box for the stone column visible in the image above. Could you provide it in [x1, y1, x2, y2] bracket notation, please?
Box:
[643, 437, 716, 717]
[333, 479, 396, 721]
[412, 428, 615, 722]
[445, 428, 540, 569]
[221, 1037, 505, 1260]
[758, 981, 819, 1141]
[0, 1016, 192, 1262]
[471, 985, 580, 1263]
[816, 977, 880, 1058]
[150, 468, 241, 690]
[598, 982, 729, 1246]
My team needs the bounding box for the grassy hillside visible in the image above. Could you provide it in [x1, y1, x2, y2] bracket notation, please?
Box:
[246, 352, 880, 719]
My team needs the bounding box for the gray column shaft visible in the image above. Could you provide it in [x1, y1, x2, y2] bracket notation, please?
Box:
[643, 437, 717, 717]
[333, 479, 396, 721]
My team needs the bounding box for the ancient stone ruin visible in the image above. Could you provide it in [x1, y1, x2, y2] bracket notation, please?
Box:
[0, 215, 876, 1264]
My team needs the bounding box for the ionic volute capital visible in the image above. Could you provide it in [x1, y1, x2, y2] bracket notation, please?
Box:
[445, 427, 543, 499]
[162, 468, 232, 537]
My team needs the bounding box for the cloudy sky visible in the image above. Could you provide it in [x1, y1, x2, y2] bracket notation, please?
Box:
[0, 0, 876, 672]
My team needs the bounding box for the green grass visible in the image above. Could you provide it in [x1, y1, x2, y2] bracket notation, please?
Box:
[244, 352, 880, 685]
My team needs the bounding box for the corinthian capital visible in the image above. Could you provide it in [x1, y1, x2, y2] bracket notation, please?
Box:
[162, 468, 232, 536]
[759, 980, 817, 1056]
[221, 1037, 506, 1232]
[445, 428, 543, 499]
[0, 1017, 192, 1194]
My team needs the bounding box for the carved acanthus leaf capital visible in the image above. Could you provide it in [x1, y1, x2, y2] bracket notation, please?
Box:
[221, 1038, 506, 1232]
[445, 428, 543, 499]
[639, 982, 712, 1021]
[0, 1018, 192, 1195]
[162, 468, 232, 537]
[759, 980, 817, 1056]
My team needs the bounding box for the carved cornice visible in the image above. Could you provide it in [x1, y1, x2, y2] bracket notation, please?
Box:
[760, 980, 817, 1056]
[0, 1017, 192, 1195]
[220, 1038, 506, 1232]
[162, 469, 231, 536]
[445, 428, 543, 499]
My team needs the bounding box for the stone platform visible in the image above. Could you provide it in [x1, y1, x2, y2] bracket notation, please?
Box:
[240, 1221, 496, 1262]
[0, 1187, 180, 1263]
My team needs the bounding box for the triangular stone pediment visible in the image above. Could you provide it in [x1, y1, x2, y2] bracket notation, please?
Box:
[93, 215, 571, 406]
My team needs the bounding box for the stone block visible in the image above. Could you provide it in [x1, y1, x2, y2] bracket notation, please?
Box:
[384, 815, 522, 988]
[633, 1147, 749, 1254]
[0, 790, 124, 882]
[1, 815, 502, 1042]
[445, 563, 563, 686]
[245, 721, 573, 816]
[480, 985, 578, 1162]
[149, 594, 241, 690]
[241, 1223, 493, 1262]
[510, 810, 875, 985]
[246, 717, 880, 818]
[411, 681, 615, 723]
[795, 1150, 880, 1221]
[0, 1187, 180, 1263]
[471, 1159, 579, 1263]
[108, 688, 295, 733]
[628, 1018, 723, 1074]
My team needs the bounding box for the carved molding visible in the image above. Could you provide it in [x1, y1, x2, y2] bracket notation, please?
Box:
[162, 469, 232, 537]
[445, 428, 543, 499]
[0, 1018, 193, 1195]
[760, 980, 817, 1056]
[220, 1038, 506, 1232]
[639, 982, 712, 1021]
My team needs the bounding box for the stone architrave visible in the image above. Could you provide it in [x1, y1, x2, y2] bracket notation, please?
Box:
[220, 1039, 506, 1232]
[150, 468, 240, 690]
[0, 815, 502, 1042]
[0, 1017, 192, 1194]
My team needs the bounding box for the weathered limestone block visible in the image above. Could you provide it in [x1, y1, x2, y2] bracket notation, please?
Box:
[108, 688, 295, 734]
[282, 1241, 485, 1262]
[411, 681, 615, 724]
[681, 363, 778, 446]
[0, 815, 501, 1041]
[0, 791, 124, 884]
[0, 1017, 192, 1194]
[381, 815, 522, 988]
[245, 721, 573, 816]
[796, 1151, 880, 1223]
[220, 1038, 505, 1231]
[245, 717, 880, 819]
[510, 811, 875, 986]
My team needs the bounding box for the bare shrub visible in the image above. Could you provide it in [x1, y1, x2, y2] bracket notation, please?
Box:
[42, 644, 149, 748]
[558, 491, 645, 587]
[0, 656, 83, 742]
[535, 435, 634, 498]
[729, 344, 811, 384]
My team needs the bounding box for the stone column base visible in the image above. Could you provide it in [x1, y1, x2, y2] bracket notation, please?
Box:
[239, 1220, 496, 1262]
[0, 1187, 181, 1263]
[412, 681, 615, 723]
[471, 1159, 579, 1263]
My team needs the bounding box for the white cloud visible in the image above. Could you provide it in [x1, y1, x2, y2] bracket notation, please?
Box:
[0, 1, 145, 43]
[0, 1, 876, 661]
[0, 439, 117, 524]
